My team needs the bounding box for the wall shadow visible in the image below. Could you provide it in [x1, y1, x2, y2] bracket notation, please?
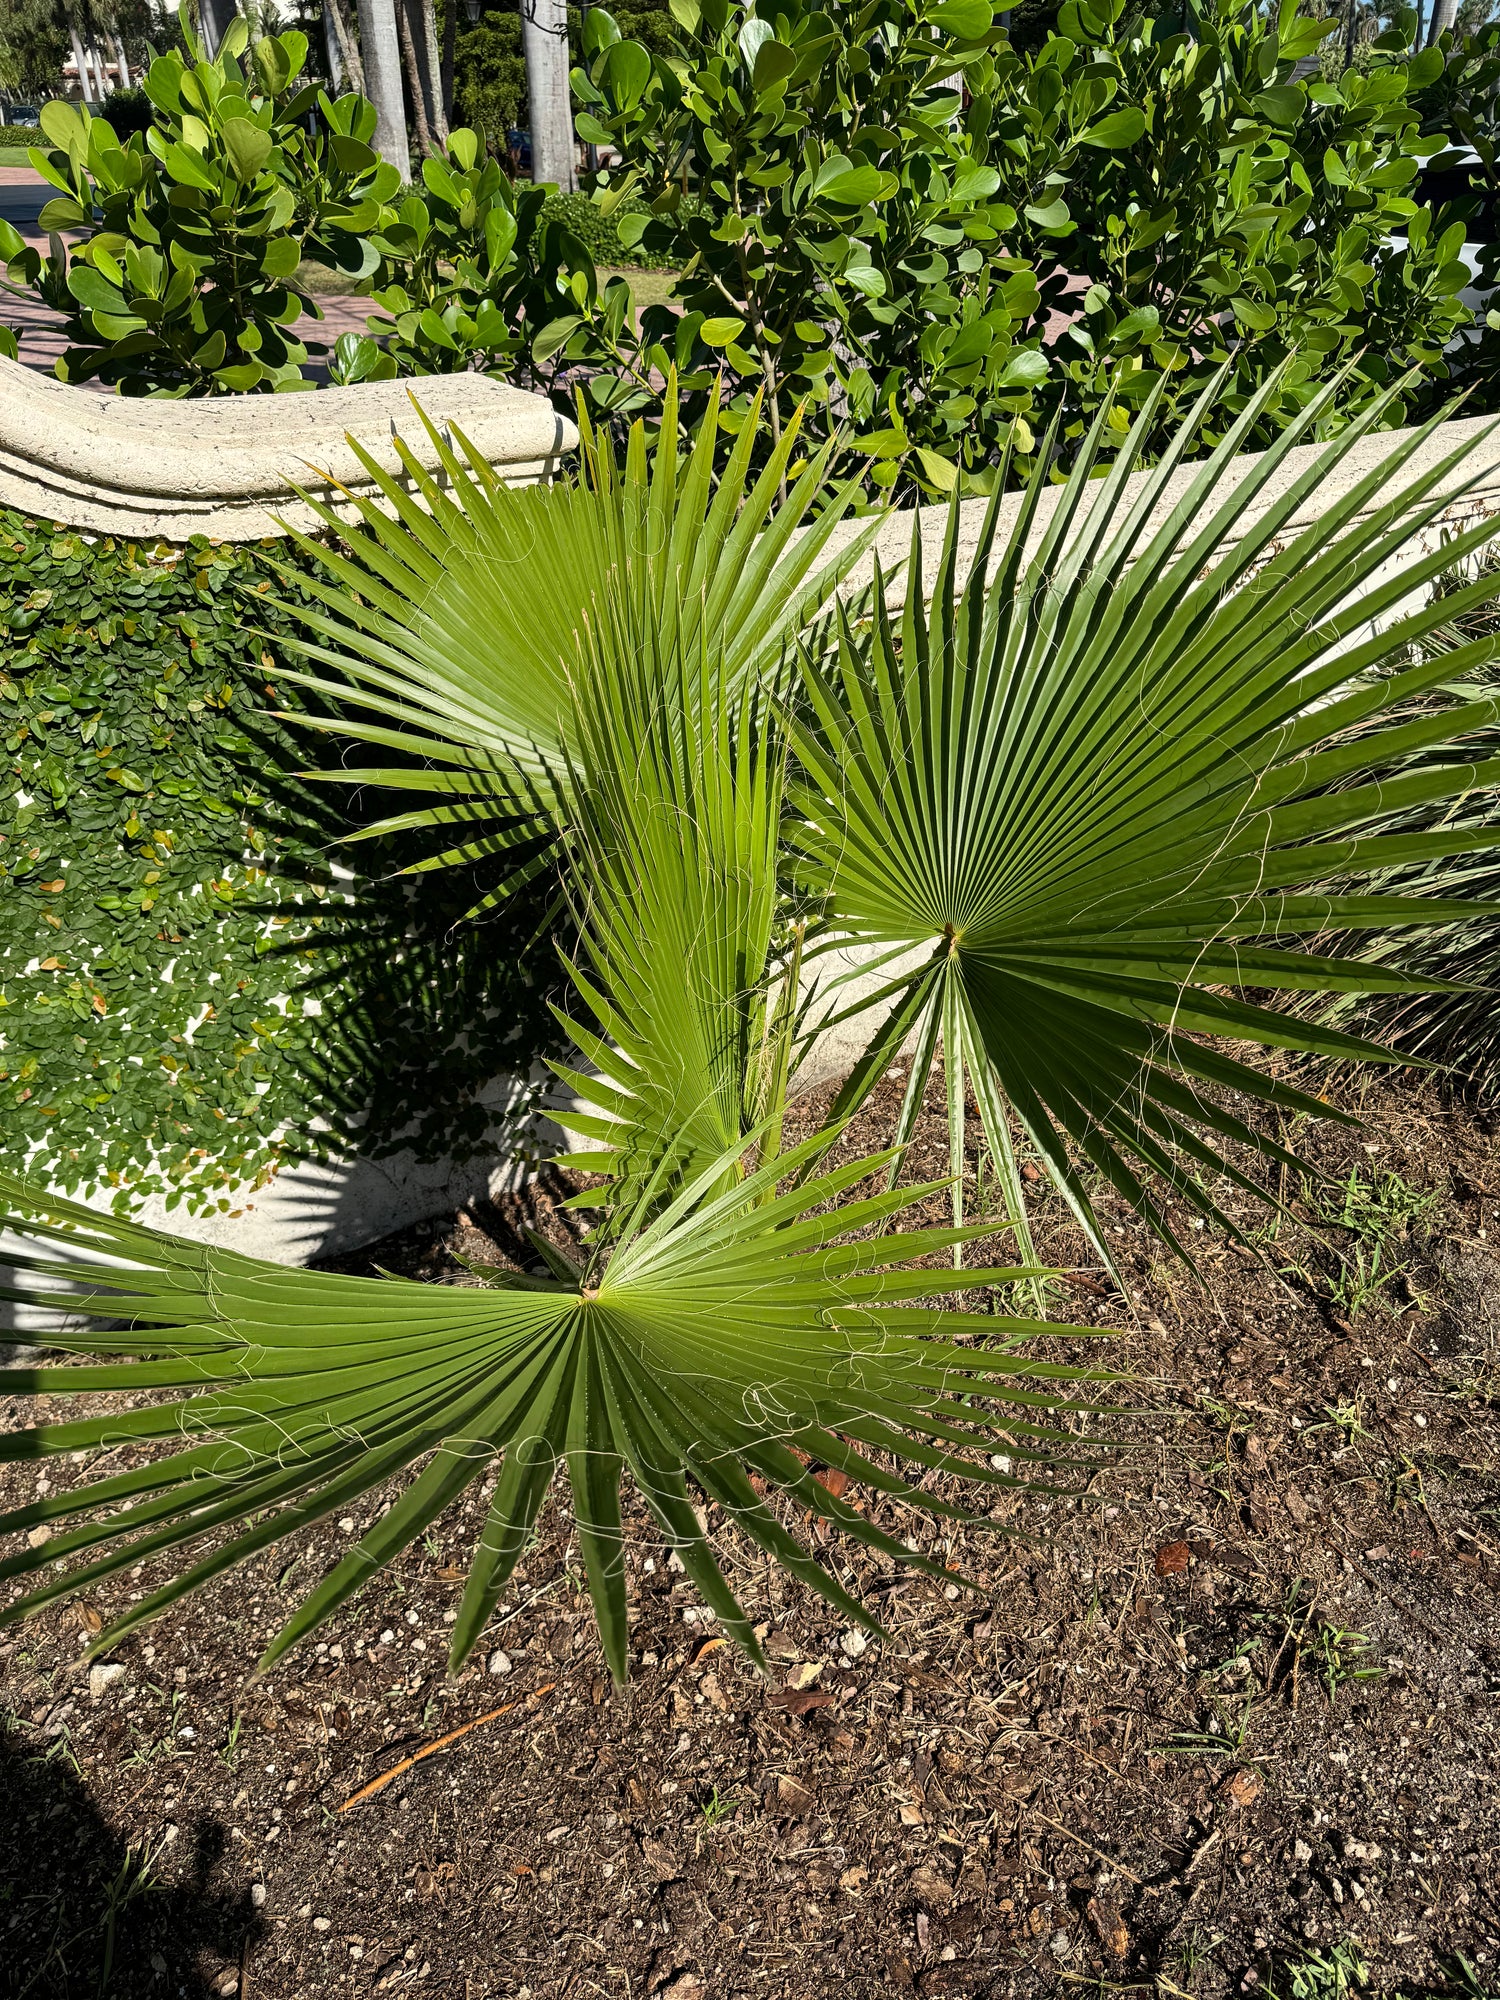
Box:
[0, 1725, 258, 1999]
[204, 672, 571, 1260]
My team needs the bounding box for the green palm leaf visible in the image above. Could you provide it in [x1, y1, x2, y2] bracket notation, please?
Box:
[260, 376, 881, 907]
[546, 596, 791, 1208]
[788, 365, 1500, 1260]
[0, 1147, 1114, 1679]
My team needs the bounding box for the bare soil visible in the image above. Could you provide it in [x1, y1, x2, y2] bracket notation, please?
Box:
[3, 1071, 1499, 2000]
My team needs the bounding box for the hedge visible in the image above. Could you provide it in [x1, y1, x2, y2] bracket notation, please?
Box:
[0, 516, 560, 1217]
[539, 189, 680, 270]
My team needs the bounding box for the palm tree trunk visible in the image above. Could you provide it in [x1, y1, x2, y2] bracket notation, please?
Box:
[68, 25, 93, 100]
[355, 0, 410, 181]
[421, 0, 447, 145]
[396, 0, 433, 158]
[439, 0, 455, 133]
[1427, 0, 1457, 43]
[111, 30, 131, 90]
[521, 0, 575, 192]
[323, 1, 345, 88]
[326, 0, 364, 93]
[197, 0, 239, 57]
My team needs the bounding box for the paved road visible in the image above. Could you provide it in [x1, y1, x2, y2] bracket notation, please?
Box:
[0, 176, 50, 232]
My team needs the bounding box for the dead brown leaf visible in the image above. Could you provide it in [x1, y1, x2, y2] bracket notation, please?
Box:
[1225, 1767, 1262, 1808]
[1087, 1894, 1130, 1960]
[909, 1863, 953, 1908]
[641, 1837, 682, 1882]
[1155, 1539, 1193, 1577]
[768, 1688, 835, 1717]
[776, 1773, 817, 1814]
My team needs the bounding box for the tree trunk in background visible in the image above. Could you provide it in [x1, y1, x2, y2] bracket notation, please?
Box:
[396, 0, 434, 157]
[439, 0, 454, 133]
[356, 0, 410, 181]
[421, 0, 447, 144]
[111, 32, 131, 91]
[522, 0, 574, 192]
[69, 25, 93, 100]
[326, 0, 365, 94]
[197, 0, 239, 57]
[323, 1, 346, 89]
[1426, 0, 1456, 44]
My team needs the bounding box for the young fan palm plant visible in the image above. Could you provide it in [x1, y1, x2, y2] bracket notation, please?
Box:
[4, 365, 1500, 1681]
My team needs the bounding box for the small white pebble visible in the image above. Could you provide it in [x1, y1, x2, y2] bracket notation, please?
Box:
[339, 1518, 355, 1533]
[488, 1649, 512, 1677]
[405, 1608, 419, 1626]
[380, 1630, 395, 1645]
[312, 1915, 331, 1932]
[839, 1628, 869, 1660]
[250, 1884, 267, 1909]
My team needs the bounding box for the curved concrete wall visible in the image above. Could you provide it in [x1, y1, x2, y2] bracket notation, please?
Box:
[0, 355, 578, 539]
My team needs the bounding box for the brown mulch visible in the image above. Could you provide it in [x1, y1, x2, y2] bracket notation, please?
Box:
[2, 1069, 1499, 1999]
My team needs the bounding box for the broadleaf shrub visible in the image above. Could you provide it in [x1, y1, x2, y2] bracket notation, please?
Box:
[3, 18, 399, 393]
[0, 515, 558, 1213]
[574, 0, 1478, 490]
[540, 188, 677, 268]
[992, 0, 1472, 453]
[331, 126, 626, 386]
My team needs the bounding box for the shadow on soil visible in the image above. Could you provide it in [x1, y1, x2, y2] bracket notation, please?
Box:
[0, 1723, 258, 2000]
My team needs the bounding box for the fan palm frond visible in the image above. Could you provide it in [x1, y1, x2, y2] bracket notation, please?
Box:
[546, 631, 786, 1210]
[788, 366, 1500, 1261]
[261, 377, 879, 907]
[0, 1150, 1113, 1681]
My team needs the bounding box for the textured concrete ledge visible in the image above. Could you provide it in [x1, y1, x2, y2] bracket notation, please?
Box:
[814, 409, 1500, 609]
[0, 354, 578, 539]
